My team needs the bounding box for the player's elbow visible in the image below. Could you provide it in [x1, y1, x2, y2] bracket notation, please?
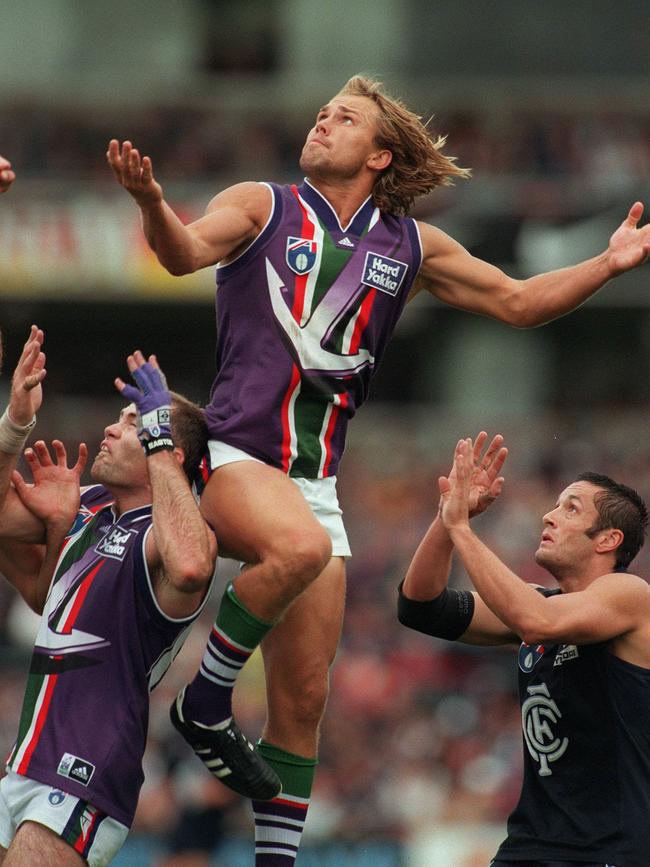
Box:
[163, 255, 199, 277]
[156, 240, 204, 276]
[493, 281, 537, 328]
[518, 614, 557, 645]
[173, 555, 215, 594]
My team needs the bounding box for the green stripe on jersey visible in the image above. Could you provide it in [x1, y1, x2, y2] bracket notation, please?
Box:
[13, 671, 47, 759]
[309, 223, 355, 312]
[289, 393, 332, 478]
[54, 520, 102, 586]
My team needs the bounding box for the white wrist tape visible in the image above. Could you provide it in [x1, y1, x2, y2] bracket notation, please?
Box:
[0, 407, 36, 454]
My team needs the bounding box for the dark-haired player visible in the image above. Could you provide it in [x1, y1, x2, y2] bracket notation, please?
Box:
[0, 337, 217, 867]
[400, 435, 650, 867]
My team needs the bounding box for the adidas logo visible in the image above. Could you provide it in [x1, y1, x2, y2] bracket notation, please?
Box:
[338, 236, 354, 247]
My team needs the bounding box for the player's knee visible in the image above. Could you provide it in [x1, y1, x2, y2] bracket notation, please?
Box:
[271, 527, 332, 588]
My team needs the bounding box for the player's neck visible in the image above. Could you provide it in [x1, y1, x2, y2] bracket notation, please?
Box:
[108, 485, 152, 517]
[306, 175, 374, 226]
[552, 563, 614, 593]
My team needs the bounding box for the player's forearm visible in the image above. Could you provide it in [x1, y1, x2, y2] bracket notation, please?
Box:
[517, 250, 613, 327]
[447, 524, 547, 640]
[402, 514, 454, 600]
[0, 455, 19, 515]
[0, 410, 36, 520]
[139, 200, 202, 276]
[148, 452, 215, 592]
[30, 521, 69, 613]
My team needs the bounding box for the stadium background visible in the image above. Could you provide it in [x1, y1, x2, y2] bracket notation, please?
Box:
[0, 1, 649, 864]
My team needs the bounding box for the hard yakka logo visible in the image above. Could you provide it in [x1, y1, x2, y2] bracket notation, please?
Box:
[95, 527, 134, 561]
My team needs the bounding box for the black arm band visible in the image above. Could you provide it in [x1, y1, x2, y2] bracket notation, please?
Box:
[143, 436, 175, 456]
[397, 580, 475, 640]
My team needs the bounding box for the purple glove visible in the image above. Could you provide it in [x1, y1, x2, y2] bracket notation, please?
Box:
[120, 361, 173, 454]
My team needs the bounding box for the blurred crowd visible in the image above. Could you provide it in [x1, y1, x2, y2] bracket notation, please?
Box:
[2, 400, 650, 863]
[0, 99, 648, 197]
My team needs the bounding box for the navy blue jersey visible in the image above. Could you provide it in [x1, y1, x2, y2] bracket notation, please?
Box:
[496, 592, 650, 866]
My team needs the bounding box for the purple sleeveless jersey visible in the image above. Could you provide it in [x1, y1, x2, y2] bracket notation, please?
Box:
[204, 179, 423, 478]
[7, 486, 210, 827]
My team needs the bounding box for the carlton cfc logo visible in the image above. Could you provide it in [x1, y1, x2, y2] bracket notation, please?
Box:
[286, 237, 318, 275]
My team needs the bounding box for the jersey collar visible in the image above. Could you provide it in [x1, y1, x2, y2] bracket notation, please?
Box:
[299, 178, 375, 236]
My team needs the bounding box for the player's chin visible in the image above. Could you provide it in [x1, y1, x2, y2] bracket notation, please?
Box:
[299, 151, 326, 174]
[90, 457, 108, 482]
[534, 546, 553, 569]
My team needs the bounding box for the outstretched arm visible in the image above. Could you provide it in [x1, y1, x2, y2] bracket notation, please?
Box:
[115, 351, 216, 619]
[106, 140, 271, 275]
[399, 432, 515, 646]
[414, 203, 649, 327]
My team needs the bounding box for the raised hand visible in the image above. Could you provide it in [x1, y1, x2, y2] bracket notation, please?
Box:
[9, 325, 46, 426]
[12, 440, 88, 532]
[106, 140, 163, 206]
[440, 432, 507, 528]
[0, 154, 15, 194]
[465, 431, 508, 517]
[607, 202, 650, 276]
[115, 350, 173, 454]
[439, 438, 473, 531]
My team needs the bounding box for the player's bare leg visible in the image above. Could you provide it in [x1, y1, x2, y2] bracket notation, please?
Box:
[171, 460, 332, 800]
[3, 822, 86, 866]
[251, 556, 346, 864]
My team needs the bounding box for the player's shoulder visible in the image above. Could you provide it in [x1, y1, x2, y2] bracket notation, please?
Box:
[591, 570, 650, 601]
[205, 181, 273, 216]
[80, 483, 114, 512]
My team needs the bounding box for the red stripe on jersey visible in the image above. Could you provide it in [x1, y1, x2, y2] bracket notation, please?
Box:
[280, 364, 301, 473]
[17, 673, 58, 775]
[322, 392, 349, 478]
[61, 560, 105, 633]
[289, 185, 315, 323]
[348, 287, 376, 354]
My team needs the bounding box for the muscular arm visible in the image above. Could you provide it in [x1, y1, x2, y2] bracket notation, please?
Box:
[448, 523, 648, 645]
[401, 513, 518, 646]
[145, 450, 217, 619]
[442, 439, 650, 647]
[400, 433, 514, 646]
[106, 140, 271, 274]
[413, 203, 649, 327]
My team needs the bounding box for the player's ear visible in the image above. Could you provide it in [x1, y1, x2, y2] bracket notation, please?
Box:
[172, 446, 186, 469]
[595, 528, 623, 556]
[368, 149, 392, 172]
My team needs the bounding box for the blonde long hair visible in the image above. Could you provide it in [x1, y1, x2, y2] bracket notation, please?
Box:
[339, 75, 470, 216]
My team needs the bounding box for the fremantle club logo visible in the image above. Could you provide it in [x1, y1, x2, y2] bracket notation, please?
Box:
[286, 237, 318, 275]
[522, 683, 568, 776]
